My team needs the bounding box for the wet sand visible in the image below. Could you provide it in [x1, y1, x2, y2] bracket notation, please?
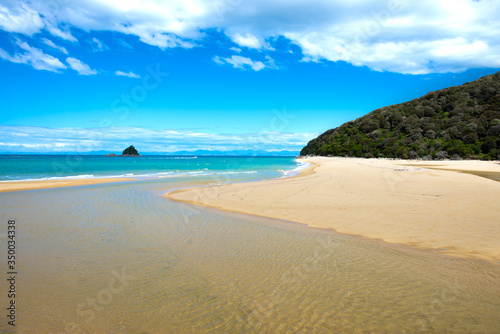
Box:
[166, 157, 500, 262]
[0, 177, 133, 192]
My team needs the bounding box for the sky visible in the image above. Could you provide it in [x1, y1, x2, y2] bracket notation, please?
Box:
[0, 0, 499, 154]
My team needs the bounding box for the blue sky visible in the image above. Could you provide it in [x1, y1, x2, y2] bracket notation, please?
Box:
[0, 0, 499, 154]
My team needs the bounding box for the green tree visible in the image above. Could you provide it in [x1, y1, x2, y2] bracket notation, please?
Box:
[300, 71, 500, 160]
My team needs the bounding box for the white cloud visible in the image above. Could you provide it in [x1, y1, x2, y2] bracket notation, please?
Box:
[213, 55, 266, 71]
[1, 0, 500, 74]
[264, 55, 279, 69]
[115, 70, 140, 78]
[46, 25, 77, 42]
[229, 32, 274, 51]
[0, 2, 44, 35]
[0, 125, 317, 153]
[132, 31, 196, 49]
[66, 57, 98, 75]
[117, 39, 133, 49]
[214, 54, 280, 71]
[0, 39, 66, 72]
[231, 33, 262, 49]
[41, 38, 68, 54]
[91, 37, 108, 52]
[277, 0, 500, 74]
[212, 56, 225, 65]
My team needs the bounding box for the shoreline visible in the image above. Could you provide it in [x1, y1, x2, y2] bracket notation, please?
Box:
[0, 177, 134, 193]
[165, 159, 318, 206]
[165, 157, 500, 262]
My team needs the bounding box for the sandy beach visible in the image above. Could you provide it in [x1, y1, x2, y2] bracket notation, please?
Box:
[0, 177, 133, 192]
[166, 157, 500, 262]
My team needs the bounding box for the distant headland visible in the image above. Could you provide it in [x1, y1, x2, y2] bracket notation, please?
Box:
[301, 71, 500, 160]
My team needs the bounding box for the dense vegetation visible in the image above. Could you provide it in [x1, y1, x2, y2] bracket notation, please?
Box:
[122, 145, 140, 156]
[301, 71, 500, 160]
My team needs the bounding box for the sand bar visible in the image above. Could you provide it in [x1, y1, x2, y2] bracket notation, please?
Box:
[0, 178, 133, 193]
[166, 157, 500, 262]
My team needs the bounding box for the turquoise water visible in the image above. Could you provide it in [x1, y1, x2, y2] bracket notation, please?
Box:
[0, 155, 304, 181]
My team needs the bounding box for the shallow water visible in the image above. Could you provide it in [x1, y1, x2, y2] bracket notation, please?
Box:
[1, 178, 499, 333]
[412, 164, 500, 183]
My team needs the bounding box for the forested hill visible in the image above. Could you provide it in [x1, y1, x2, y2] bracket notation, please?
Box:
[301, 71, 500, 160]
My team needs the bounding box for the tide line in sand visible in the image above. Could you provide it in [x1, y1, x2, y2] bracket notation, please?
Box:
[166, 157, 500, 262]
[0, 178, 134, 193]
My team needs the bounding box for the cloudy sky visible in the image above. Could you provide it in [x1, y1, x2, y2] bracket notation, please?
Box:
[1, 0, 499, 154]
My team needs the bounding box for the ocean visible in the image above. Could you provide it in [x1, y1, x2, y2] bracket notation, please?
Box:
[1, 155, 500, 333]
[0, 155, 305, 182]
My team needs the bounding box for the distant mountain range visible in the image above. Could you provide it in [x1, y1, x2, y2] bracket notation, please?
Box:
[301, 71, 500, 160]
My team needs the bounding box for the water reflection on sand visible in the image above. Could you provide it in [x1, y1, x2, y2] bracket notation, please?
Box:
[1, 179, 499, 333]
